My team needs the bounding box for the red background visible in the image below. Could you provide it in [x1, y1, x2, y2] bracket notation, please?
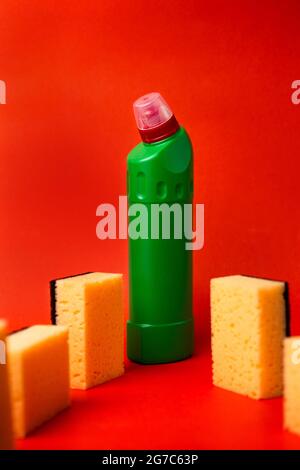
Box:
[1, 0, 300, 450]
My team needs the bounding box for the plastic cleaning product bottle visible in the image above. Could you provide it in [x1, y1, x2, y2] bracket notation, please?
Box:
[127, 92, 194, 364]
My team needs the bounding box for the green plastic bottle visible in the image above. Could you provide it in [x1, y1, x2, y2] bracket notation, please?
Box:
[127, 92, 194, 364]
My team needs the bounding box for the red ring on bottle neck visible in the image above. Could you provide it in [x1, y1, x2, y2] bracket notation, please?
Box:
[138, 114, 180, 143]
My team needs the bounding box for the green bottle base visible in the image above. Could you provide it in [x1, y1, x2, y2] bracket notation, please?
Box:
[127, 319, 194, 364]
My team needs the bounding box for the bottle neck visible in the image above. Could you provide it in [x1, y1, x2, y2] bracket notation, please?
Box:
[138, 115, 180, 143]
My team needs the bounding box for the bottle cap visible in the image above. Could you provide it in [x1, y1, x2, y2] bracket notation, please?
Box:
[133, 92, 179, 143]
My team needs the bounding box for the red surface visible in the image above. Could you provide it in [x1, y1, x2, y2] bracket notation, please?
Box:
[0, 0, 300, 450]
[15, 352, 300, 451]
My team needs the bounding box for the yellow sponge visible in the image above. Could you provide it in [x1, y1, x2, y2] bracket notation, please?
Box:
[211, 275, 287, 399]
[7, 325, 70, 438]
[0, 320, 14, 449]
[51, 272, 124, 390]
[284, 336, 300, 435]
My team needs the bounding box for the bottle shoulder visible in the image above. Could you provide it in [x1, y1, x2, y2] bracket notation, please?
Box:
[127, 127, 192, 165]
[127, 127, 193, 203]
